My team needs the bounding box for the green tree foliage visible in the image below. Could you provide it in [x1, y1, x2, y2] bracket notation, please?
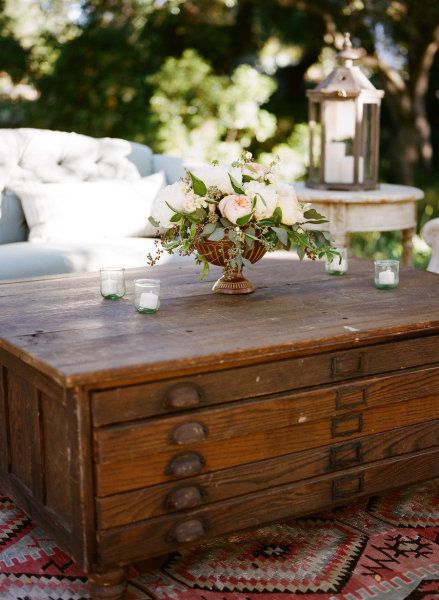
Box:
[147, 49, 277, 161]
[0, 0, 28, 82]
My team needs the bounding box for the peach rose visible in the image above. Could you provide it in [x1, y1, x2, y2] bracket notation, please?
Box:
[218, 194, 252, 224]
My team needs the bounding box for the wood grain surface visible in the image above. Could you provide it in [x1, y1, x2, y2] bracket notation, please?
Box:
[97, 446, 439, 565]
[0, 259, 438, 387]
[96, 420, 439, 529]
[95, 392, 439, 495]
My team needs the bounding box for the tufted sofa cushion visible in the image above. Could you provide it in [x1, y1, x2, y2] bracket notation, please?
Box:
[0, 128, 187, 278]
[0, 128, 143, 186]
[0, 128, 151, 245]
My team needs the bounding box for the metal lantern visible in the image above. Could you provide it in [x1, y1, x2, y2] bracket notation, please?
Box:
[306, 33, 384, 191]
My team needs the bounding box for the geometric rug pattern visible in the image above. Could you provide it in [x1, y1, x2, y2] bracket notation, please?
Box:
[3, 480, 439, 599]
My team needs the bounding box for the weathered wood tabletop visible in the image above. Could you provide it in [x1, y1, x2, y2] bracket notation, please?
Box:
[0, 257, 438, 387]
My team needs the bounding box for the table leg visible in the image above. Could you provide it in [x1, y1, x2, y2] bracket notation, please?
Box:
[402, 227, 415, 266]
[88, 567, 128, 600]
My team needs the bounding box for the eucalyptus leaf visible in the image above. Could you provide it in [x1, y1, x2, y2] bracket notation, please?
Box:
[272, 226, 288, 246]
[201, 222, 217, 237]
[208, 227, 225, 241]
[229, 173, 244, 195]
[297, 246, 306, 260]
[242, 257, 253, 269]
[245, 236, 254, 249]
[148, 216, 160, 228]
[228, 229, 237, 243]
[188, 171, 207, 196]
[220, 217, 234, 228]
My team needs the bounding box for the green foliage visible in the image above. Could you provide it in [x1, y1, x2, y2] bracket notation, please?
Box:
[147, 49, 277, 161]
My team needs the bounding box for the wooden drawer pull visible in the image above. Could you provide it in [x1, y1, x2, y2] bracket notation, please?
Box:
[165, 452, 205, 477]
[330, 441, 362, 469]
[170, 519, 207, 544]
[165, 384, 201, 409]
[166, 486, 204, 511]
[332, 474, 364, 501]
[172, 422, 208, 445]
[332, 353, 364, 378]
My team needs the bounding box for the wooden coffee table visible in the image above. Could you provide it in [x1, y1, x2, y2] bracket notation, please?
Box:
[0, 259, 439, 599]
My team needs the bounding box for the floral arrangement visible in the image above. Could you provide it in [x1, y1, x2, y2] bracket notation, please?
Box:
[149, 153, 337, 278]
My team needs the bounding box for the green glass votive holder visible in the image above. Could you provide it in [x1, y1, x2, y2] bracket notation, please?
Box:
[100, 267, 126, 300]
[375, 260, 399, 290]
[134, 279, 161, 314]
[325, 248, 348, 276]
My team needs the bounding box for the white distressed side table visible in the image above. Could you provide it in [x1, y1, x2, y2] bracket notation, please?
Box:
[295, 183, 424, 265]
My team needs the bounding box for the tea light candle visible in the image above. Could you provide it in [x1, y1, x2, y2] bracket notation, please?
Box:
[100, 267, 126, 299]
[139, 291, 159, 310]
[378, 269, 395, 286]
[374, 260, 399, 289]
[325, 248, 348, 276]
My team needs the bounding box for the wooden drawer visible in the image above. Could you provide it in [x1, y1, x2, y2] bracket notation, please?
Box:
[95, 365, 439, 463]
[97, 445, 439, 565]
[95, 390, 439, 496]
[92, 335, 439, 426]
[96, 420, 439, 529]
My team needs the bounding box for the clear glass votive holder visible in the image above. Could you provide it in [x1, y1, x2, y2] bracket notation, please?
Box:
[100, 267, 126, 300]
[134, 279, 161, 314]
[325, 248, 348, 276]
[375, 260, 399, 290]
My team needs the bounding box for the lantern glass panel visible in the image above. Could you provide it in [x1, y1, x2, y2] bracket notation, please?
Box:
[361, 103, 375, 182]
[323, 99, 356, 185]
[309, 101, 322, 182]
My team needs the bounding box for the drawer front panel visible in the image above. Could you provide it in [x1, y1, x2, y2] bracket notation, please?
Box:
[95, 393, 439, 495]
[95, 365, 439, 463]
[96, 420, 439, 529]
[92, 335, 439, 426]
[97, 446, 439, 565]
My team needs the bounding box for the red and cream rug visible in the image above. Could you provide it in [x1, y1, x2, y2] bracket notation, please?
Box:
[2, 480, 439, 599]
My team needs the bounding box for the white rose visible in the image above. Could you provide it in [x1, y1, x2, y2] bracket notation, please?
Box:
[151, 181, 187, 229]
[182, 191, 207, 213]
[191, 164, 241, 195]
[218, 194, 252, 225]
[243, 181, 277, 220]
[276, 183, 302, 226]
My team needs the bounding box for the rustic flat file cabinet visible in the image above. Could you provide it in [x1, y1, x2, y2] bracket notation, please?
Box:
[0, 259, 438, 599]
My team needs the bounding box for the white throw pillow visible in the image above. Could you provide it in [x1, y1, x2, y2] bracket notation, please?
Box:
[10, 173, 165, 242]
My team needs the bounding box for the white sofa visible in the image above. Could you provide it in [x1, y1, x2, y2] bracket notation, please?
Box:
[0, 128, 188, 280]
[423, 219, 439, 274]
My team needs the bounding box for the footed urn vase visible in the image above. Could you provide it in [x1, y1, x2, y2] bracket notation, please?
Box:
[195, 237, 266, 294]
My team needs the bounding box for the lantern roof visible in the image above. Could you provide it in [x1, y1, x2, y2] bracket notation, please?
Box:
[307, 33, 384, 100]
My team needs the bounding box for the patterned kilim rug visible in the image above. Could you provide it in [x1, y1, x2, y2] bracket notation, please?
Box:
[2, 480, 439, 600]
